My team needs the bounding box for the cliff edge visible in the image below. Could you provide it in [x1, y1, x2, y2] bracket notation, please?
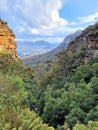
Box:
[0, 19, 17, 58]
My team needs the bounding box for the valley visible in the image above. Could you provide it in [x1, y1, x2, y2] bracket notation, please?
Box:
[0, 16, 98, 130]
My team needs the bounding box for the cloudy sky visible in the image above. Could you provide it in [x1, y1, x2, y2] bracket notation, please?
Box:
[0, 0, 98, 43]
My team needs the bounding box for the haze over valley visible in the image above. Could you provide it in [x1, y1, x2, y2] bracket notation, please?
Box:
[16, 40, 58, 58]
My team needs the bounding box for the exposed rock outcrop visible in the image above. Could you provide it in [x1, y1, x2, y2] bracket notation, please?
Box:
[0, 19, 17, 58]
[68, 22, 98, 62]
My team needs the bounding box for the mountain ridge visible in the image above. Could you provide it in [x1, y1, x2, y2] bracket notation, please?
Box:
[67, 22, 98, 63]
[0, 18, 98, 130]
[16, 40, 57, 58]
[22, 30, 82, 66]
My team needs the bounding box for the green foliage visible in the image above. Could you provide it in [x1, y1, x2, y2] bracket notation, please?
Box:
[0, 53, 54, 130]
[0, 43, 98, 130]
[42, 97, 69, 127]
[92, 63, 98, 77]
[0, 74, 54, 130]
[31, 53, 98, 129]
[73, 121, 98, 130]
[20, 23, 98, 129]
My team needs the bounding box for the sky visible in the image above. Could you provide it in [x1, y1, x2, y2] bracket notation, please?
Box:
[0, 0, 98, 43]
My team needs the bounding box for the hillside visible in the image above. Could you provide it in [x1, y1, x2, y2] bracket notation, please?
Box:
[31, 22, 98, 129]
[53, 30, 82, 53]
[0, 18, 98, 130]
[67, 22, 98, 62]
[0, 19, 54, 130]
[22, 30, 82, 67]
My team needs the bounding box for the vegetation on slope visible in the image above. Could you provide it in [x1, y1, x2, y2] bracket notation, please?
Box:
[0, 52, 54, 130]
[22, 22, 98, 129]
[1, 22, 98, 130]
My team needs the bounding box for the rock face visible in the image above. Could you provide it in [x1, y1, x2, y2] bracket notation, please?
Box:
[68, 22, 98, 62]
[0, 19, 17, 58]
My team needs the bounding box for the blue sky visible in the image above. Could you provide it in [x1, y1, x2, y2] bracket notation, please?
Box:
[0, 0, 98, 43]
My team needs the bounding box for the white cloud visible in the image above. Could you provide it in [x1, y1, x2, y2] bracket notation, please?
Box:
[15, 26, 25, 33]
[0, 0, 83, 38]
[69, 22, 77, 26]
[0, 0, 8, 12]
[12, 0, 70, 36]
[28, 27, 39, 34]
[78, 12, 98, 24]
[15, 0, 67, 28]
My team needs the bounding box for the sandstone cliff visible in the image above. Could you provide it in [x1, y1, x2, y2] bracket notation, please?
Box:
[0, 19, 17, 58]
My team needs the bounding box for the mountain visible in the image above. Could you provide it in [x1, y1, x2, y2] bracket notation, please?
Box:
[22, 30, 82, 66]
[16, 40, 57, 58]
[67, 22, 98, 63]
[25, 22, 98, 129]
[53, 30, 82, 54]
[0, 18, 98, 130]
[51, 22, 98, 79]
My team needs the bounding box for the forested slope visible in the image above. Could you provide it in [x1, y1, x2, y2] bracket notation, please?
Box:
[0, 19, 54, 130]
[0, 19, 98, 130]
[0, 52, 54, 130]
[24, 22, 98, 130]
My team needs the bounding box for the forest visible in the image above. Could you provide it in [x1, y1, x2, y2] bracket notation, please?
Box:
[0, 22, 98, 130]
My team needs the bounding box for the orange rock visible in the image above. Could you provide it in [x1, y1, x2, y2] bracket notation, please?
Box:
[0, 19, 17, 58]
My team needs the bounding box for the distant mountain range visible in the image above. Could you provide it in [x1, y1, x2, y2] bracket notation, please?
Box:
[16, 40, 58, 58]
[22, 30, 82, 66]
